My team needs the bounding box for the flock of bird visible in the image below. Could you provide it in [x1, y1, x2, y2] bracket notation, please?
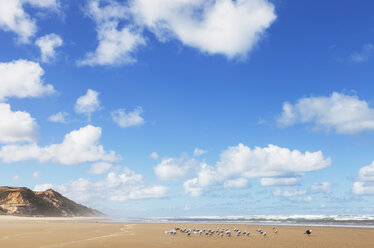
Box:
[164, 226, 284, 237]
[165, 226, 313, 238]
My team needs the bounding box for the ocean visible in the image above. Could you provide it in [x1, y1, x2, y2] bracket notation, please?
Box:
[106, 215, 374, 228]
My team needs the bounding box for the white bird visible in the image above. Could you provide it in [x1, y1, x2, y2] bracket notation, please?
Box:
[263, 232, 267, 237]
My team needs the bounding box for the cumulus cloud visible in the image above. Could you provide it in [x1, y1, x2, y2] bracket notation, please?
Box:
[0, 0, 59, 43]
[193, 148, 207, 156]
[111, 107, 144, 128]
[78, 0, 145, 66]
[35, 33, 63, 63]
[277, 92, 374, 134]
[0, 60, 54, 101]
[74, 89, 101, 120]
[154, 155, 199, 181]
[0, 103, 38, 143]
[183, 144, 330, 196]
[35, 168, 168, 203]
[353, 161, 374, 195]
[311, 182, 332, 194]
[87, 162, 112, 174]
[0, 125, 120, 165]
[34, 183, 53, 191]
[183, 178, 204, 197]
[78, 0, 276, 65]
[48, 112, 69, 123]
[131, 0, 276, 59]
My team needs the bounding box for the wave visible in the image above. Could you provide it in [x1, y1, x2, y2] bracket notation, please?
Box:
[110, 215, 374, 228]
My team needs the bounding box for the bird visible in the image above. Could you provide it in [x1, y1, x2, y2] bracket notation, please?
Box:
[263, 232, 267, 237]
[274, 230, 278, 234]
[304, 230, 312, 236]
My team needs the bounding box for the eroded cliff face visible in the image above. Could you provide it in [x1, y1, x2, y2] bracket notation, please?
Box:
[0, 187, 103, 217]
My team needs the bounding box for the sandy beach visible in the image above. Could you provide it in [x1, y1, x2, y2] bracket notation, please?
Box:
[0, 217, 373, 248]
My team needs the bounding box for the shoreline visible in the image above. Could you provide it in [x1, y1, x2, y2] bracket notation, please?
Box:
[0, 215, 109, 222]
[2, 215, 374, 229]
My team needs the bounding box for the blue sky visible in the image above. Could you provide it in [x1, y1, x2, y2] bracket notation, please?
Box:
[1, 0, 374, 217]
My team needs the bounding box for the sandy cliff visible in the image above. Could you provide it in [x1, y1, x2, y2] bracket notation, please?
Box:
[0, 186, 102, 217]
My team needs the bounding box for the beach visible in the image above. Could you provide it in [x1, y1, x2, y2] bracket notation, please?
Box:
[1, 217, 374, 248]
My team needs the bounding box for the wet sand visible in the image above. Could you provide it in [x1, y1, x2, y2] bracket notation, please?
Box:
[1, 217, 373, 248]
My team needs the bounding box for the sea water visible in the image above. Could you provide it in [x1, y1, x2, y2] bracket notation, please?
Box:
[104, 214, 374, 228]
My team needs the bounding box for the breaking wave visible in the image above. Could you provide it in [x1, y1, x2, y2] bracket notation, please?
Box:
[111, 215, 374, 228]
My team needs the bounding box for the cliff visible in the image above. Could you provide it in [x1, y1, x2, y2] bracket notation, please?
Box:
[0, 186, 103, 217]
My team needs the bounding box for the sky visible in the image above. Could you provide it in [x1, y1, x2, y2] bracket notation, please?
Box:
[1, 0, 374, 217]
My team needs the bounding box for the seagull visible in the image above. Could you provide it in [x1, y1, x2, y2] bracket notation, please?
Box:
[304, 230, 312, 236]
[263, 232, 267, 237]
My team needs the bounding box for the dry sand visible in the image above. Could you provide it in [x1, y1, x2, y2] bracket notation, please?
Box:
[1, 217, 373, 248]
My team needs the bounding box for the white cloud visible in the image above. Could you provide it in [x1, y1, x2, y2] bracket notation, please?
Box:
[0, 60, 54, 101]
[183, 178, 204, 197]
[36, 168, 168, 203]
[311, 182, 332, 194]
[0, 103, 38, 143]
[223, 177, 248, 189]
[32, 171, 40, 179]
[87, 162, 112, 174]
[78, 0, 276, 65]
[48, 111, 68, 123]
[34, 183, 53, 192]
[150, 152, 159, 160]
[12, 175, 19, 181]
[0, 0, 59, 43]
[353, 182, 374, 195]
[260, 177, 301, 186]
[350, 44, 374, 63]
[353, 161, 374, 195]
[303, 196, 313, 202]
[35, 33, 63, 63]
[273, 187, 307, 197]
[183, 144, 330, 196]
[111, 107, 144, 128]
[78, 0, 145, 66]
[0, 125, 120, 165]
[277, 92, 374, 134]
[131, 0, 276, 59]
[154, 155, 199, 181]
[193, 148, 207, 156]
[74, 89, 101, 120]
